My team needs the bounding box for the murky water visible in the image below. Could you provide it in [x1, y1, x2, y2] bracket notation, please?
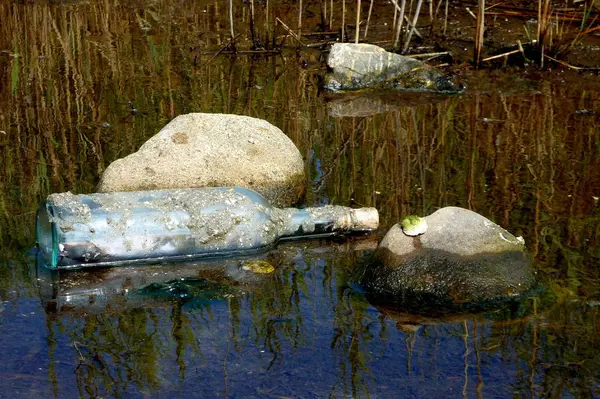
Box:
[1, 1, 599, 398]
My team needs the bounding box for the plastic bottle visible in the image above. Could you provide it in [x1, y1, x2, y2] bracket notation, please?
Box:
[36, 187, 378, 270]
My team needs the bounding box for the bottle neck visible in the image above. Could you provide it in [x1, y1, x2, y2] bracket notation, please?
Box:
[275, 205, 377, 238]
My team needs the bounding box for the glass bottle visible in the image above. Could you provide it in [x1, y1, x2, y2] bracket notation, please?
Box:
[36, 187, 378, 270]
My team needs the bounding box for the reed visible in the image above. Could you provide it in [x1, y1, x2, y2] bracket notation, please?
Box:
[363, 0, 374, 39]
[321, 0, 327, 31]
[533, 0, 599, 66]
[392, 0, 398, 37]
[265, 0, 269, 36]
[474, 0, 485, 67]
[229, 0, 235, 39]
[429, 0, 433, 22]
[402, 0, 423, 53]
[537, 0, 552, 66]
[298, 0, 303, 36]
[355, 0, 361, 43]
[342, 0, 346, 42]
[390, 0, 406, 50]
[443, 0, 449, 36]
[329, 0, 334, 30]
[249, 0, 257, 48]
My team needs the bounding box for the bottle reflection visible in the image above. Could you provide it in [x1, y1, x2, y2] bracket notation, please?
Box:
[37, 237, 380, 397]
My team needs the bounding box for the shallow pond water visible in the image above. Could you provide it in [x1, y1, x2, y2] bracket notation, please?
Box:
[1, 1, 600, 398]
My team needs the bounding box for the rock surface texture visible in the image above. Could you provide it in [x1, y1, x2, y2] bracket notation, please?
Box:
[323, 43, 462, 93]
[360, 207, 535, 307]
[97, 113, 306, 207]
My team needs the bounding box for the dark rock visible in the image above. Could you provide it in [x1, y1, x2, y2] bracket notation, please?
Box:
[359, 207, 536, 308]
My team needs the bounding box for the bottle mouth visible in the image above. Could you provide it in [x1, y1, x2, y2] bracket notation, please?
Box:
[351, 208, 379, 231]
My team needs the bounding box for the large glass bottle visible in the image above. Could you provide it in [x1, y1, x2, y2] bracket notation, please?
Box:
[36, 187, 378, 270]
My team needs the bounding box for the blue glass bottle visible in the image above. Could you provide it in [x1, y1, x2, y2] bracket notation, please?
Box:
[36, 187, 378, 270]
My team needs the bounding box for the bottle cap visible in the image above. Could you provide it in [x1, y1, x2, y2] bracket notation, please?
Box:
[351, 208, 379, 231]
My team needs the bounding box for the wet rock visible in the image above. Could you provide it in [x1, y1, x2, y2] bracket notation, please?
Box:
[360, 207, 535, 307]
[97, 113, 306, 207]
[323, 43, 462, 93]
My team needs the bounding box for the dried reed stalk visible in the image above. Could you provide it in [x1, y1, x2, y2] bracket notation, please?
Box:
[392, 0, 398, 35]
[342, 0, 346, 42]
[537, 0, 552, 67]
[474, 0, 485, 67]
[229, 0, 235, 38]
[429, 0, 433, 22]
[298, 0, 303, 36]
[265, 0, 270, 41]
[481, 49, 519, 62]
[249, 0, 257, 46]
[444, 0, 449, 36]
[402, 0, 423, 53]
[430, 0, 442, 33]
[355, 0, 361, 43]
[276, 17, 306, 46]
[544, 54, 600, 70]
[389, 0, 406, 49]
[364, 0, 374, 39]
[330, 0, 334, 31]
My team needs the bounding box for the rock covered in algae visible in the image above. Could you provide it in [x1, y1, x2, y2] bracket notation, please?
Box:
[323, 43, 462, 93]
[97, 113, 306, 207]
[360, 207, 535, 306]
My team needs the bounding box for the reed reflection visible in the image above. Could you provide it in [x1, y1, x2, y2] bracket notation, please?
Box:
[37, 238, 381, 397]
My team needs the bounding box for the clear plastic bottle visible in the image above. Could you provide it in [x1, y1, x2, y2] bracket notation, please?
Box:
[36, 187, 378, 270]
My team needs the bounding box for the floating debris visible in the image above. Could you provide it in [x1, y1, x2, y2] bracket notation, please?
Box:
[242, 260, 275, 274]
[401, 215, 428, 236]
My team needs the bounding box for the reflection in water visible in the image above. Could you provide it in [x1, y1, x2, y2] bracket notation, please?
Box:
[1, 0, 599, 397]
[324, 91, 453, 118]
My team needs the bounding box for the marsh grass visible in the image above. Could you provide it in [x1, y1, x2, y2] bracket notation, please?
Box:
[474, 0, 485, 67]
[191, 0, 600, 68]
[537, 0, 598, 65]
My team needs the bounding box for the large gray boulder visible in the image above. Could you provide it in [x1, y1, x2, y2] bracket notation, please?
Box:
[360, 207, 536, 307]
[323, 43, 462, 93]
[97, 113, 306, 207]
